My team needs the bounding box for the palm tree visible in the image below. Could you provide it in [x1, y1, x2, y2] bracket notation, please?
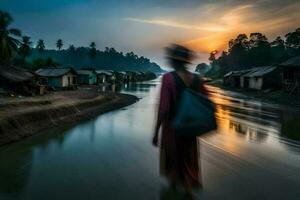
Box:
[68, 44, 76, 65]
[19, 36, 32, 62]
[89, 42, 97, 66]
[0, 11, 21, 65]
[56, 39, 63, 51]
[36, 39, 45, 54]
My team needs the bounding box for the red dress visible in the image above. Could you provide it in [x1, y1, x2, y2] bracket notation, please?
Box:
[156, 72, 207, 188]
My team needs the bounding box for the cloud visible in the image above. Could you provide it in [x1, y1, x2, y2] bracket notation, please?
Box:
[3, 0, 300, 65]
[123, 17, 229, 32]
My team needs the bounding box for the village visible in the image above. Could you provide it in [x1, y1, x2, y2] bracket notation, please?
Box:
[0, 65, 157, 97]
[0, 65, 158, 145]
[220, 55, 300, 103]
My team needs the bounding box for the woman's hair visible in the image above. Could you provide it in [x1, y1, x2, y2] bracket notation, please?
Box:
[165, 44, 195, 70]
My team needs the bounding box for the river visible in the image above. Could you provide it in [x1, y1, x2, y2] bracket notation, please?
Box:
[0, 78, 299, 200]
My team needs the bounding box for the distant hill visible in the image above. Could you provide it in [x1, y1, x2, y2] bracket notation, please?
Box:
[28, 47, 164, 73]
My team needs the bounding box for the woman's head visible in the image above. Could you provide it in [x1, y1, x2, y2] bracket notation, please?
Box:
[165, 44, 195, 71]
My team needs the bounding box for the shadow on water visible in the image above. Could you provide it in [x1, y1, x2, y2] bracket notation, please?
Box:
[0, 125, 73, 198]
[0, 147, 32, 197]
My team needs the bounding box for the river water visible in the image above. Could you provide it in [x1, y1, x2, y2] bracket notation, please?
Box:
[0, 78, 299, 200]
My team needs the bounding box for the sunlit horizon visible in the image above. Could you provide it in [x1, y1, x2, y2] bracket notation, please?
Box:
[1, 0, 300, 66]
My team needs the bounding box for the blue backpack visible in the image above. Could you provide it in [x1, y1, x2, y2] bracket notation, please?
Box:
[171, 72, 217, 137]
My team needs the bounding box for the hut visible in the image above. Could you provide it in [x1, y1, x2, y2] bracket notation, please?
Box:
[240, 68, 260, 88]
[76, 69, 97, 85]
[96, 70, 115, 84]
[36, 67, 77, 89]
[223, 71, 236, 87]
[279, 56, 300, 93]
[241, 66, 280, 90]
[0, 65, 36, 96]
[144, 71, 157, 81]
[114, 71, 127, 83]
[223, 71, 246, 88]
[125, 71, 139, 82]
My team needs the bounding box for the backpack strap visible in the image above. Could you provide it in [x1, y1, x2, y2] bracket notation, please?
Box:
[190, 74, 200, 90]
[171, 71, 200, 91]
[171, 71, 186, 92]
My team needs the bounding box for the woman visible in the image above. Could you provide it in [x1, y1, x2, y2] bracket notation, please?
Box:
[153, 44, 207, 197]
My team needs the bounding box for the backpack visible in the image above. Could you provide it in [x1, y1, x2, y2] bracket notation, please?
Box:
[171, 72, 217, 137]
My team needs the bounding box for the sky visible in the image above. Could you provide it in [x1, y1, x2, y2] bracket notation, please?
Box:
[1, 0, 300, 68]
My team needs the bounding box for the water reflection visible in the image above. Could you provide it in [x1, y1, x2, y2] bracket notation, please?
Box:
[98, 84, 122, 92]
[0, 147, 32, 196]
[0, 79, 299, 200]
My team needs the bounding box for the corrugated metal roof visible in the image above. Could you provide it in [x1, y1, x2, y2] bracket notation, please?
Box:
[224, 69, 251, 77]
[76, 70, 96, 76]
[280, 56, 300, 67]
[0, 65, 35, 82]
[96, 70, 113, 76]
[224, 71, 234, 77]
[243, 66, 276, 77]
[36, 68, 76, 77]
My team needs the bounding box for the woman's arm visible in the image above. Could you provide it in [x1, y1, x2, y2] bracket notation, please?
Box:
[153, 74, 172, 146]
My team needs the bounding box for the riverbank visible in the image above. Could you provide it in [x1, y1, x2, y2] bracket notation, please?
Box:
[0, 87, 138, 146]
[208, 80, 300, 107]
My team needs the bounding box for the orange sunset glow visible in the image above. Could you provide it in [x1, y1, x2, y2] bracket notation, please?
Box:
[125, 1, 300, 63]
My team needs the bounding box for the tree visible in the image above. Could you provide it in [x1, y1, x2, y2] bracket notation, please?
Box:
[248, 32, 271, 66]
[56, 39, 63, 51]
[32, 57, 59, 70]
[89, 42, 97, 66]
[19, 36, 32, 61]
[228, 34, 249, 69]
[36, 39, 45, 54]
[285, 27, 300, 58]
[0, 10, 21, 65]
[68, 44, 75, 53]
[209, 50, 218, 63]
[195, 63, 210, 74]
[270, 36, 286, 63]
[68, 44, 76, 65]
[285, 28, 300, 49]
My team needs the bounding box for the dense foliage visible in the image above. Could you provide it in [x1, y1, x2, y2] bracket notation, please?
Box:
[27, 47, 163, 72]
[206, 28, 300, 77]
[0, 10, 163, 73]
[0, 11, 21, 65]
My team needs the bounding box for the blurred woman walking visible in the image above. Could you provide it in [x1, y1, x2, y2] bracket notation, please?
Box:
[153, 44, 208, 199]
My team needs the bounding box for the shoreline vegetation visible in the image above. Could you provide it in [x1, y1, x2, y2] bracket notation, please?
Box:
[0, 87, 138, 146]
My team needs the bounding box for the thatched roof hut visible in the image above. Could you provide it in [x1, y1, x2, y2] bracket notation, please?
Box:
[0, 65, 36, 96]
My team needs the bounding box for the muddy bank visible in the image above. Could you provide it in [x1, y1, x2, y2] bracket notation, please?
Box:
[0, 90, 138, 146]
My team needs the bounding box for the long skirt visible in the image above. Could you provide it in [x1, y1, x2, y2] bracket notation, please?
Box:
[160, 123, 202, 188]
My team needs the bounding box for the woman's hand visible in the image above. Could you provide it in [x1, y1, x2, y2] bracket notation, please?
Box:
[152, 134, 158, 147]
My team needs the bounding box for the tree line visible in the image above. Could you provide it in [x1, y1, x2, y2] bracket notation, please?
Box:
[0, 10, 162, 72]
[205, 28, 300, 77]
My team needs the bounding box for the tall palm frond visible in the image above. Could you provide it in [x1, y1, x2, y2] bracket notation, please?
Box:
[36, 39, 45, 54]
[56, 39, 63, 50]
[19, 36, 32, 60]
[0, 11, 22, 64]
